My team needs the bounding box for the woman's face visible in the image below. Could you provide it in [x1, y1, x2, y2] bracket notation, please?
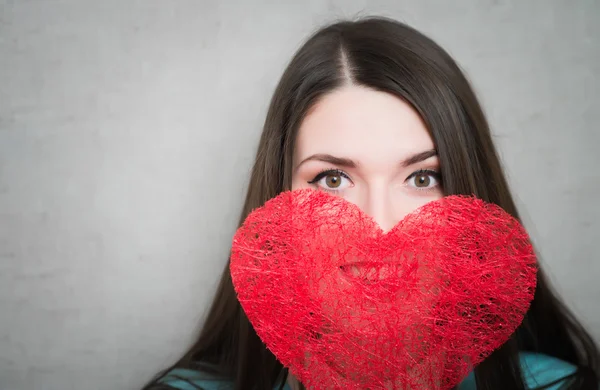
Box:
[292, 85, 443, 232]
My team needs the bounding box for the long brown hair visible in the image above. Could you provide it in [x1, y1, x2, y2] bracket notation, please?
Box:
[145, 17, 599, 390]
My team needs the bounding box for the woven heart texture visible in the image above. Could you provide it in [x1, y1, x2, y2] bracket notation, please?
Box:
[230, 189, 537, 390]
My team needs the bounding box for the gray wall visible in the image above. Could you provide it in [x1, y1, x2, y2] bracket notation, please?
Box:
[0, 1, 598, 389]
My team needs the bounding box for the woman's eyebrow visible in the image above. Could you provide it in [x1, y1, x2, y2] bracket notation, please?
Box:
[400, 149, 438, 167]
[295, 149, 437, 172]
[295, 154, 357, 171]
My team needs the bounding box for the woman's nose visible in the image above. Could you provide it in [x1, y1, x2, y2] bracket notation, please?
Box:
[361, 189, 398, 233]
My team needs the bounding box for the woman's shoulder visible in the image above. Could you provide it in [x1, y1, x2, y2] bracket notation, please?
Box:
[458, 352, 578, 390]
[155, 367, 234, 390]
[520, 352, 578, 386]
[158, 352, 577, 390]
[156, 367, 291, 390]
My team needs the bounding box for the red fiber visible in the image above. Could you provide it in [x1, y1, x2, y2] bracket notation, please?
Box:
[230, 189, 537, 390]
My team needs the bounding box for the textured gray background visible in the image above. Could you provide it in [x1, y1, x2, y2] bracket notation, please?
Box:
[0, 1, 598, 389]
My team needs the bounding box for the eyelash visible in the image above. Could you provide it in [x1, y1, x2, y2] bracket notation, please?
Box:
[406, 169, 442, 191]
[307, 168, 442, 192]
[307, 169, 351, 188]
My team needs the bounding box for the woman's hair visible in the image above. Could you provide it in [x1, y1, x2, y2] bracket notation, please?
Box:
[144, 17, 599, 390]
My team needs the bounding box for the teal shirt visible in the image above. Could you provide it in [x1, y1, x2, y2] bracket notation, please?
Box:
[159, 352, 577, 390]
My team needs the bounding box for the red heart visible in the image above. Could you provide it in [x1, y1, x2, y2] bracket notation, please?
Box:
[230, 189, 537, 389]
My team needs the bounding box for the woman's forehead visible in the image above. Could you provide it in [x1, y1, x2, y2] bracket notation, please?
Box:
[294, 85, 435, 166]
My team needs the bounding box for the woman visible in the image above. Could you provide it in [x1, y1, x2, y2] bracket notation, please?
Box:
[143, 17, 599, 390]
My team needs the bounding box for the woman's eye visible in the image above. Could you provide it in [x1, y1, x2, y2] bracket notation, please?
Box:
[407, 170, 440, 190]
[308, 169, 352, 191]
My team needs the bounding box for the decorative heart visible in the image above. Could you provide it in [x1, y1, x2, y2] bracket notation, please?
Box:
[230, 189, 537, 390]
